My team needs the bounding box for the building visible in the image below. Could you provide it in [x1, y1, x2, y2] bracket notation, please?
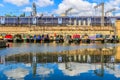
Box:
[0, 16, 119, 36]
[0, 16, 117, 26]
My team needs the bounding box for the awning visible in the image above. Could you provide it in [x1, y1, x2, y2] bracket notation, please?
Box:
[73, 34, 80, 39]
[0, 36, 3, 39]
[5, 35, 13, 39]
[22, 35, 27, 39]
[37, 35, 41, 40]
[96, 34, 103, 38]
[34, 35, 37, 39]
[89, 35, 96, 40]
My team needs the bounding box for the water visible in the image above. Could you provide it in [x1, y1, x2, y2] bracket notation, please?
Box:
[0, 43, 120, 80]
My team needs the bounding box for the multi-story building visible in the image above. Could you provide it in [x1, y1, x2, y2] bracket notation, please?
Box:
[0, 16, 117, 27]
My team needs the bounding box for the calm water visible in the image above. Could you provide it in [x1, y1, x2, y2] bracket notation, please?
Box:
[0, 43, 120, 80]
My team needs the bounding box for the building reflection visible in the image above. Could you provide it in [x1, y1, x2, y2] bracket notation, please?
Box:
[1, 47, 118, 63]
[32, 53, 37, 77]
[94, 48, 104, 77]
[0, 46, 120, 78]
[116, 46, 120, 62]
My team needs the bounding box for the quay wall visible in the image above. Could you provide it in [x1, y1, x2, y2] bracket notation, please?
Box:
[0, 26, 114, 35]
[116, 47, 120, 62]
[116, 20, 120, 37]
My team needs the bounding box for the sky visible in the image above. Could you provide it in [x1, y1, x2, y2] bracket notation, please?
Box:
[0, 0, 120, 16]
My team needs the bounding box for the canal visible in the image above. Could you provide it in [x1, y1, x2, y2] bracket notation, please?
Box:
[0, 43, 120, 80]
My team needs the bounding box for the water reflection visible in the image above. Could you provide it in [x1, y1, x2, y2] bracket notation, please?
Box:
[1, 47, 116, 63]
[4, 68, 29, 80]
[0, 43, 120, 80]
[0, 43, 117, 56]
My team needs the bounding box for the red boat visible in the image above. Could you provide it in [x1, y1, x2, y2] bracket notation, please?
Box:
[4, 34, 13, 42]
[73, 34, 80, 39]
[72, 34, 81, 44]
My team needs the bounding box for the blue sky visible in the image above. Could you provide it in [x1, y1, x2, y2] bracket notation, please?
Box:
[0, 0, 120, 16]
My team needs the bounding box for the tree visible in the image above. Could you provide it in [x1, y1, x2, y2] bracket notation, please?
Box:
[20, 12, 25, 17]
[13, 15, 17, 17]
[5, 14, 11, 17]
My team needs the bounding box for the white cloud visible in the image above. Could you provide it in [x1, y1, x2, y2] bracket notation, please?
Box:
[105, 0, 120, 10]
[0, 4, 4, 7]
[37, 67, 54, 76]
[104, 0, 120, 16]
[58, 63, 96, 76]
[115, 13, 120, 16]
[4, 0, 29, 6]
[54, 0, 120, 16]
[54, 0, 97, 16]
[23, 7, 32, 12]
[35, 0, 54, 7]
[4, 68, 29, 79]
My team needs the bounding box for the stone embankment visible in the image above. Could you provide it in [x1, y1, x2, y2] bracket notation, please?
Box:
[0, 26, 114, 36]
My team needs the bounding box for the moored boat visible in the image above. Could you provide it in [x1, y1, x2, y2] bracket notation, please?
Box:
[4, 34, 13, 42]
[81, 34, 90, 44]
[14, 34, 23, 43]
[44, 34, 50, 43]
[0, 35, 3, 40]
[105, 35, 119, 43]
[72, 34, 81, 44]
[65, 35, 73, 44]
[95, 34, 104, 43]
[55, 35, 64, 43]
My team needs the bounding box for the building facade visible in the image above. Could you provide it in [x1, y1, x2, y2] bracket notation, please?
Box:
[0, 16, 118, 27]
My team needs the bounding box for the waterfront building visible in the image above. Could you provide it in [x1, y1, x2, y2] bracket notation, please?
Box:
[0, 16, 118, 35]
[0, 16, 117, 27]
